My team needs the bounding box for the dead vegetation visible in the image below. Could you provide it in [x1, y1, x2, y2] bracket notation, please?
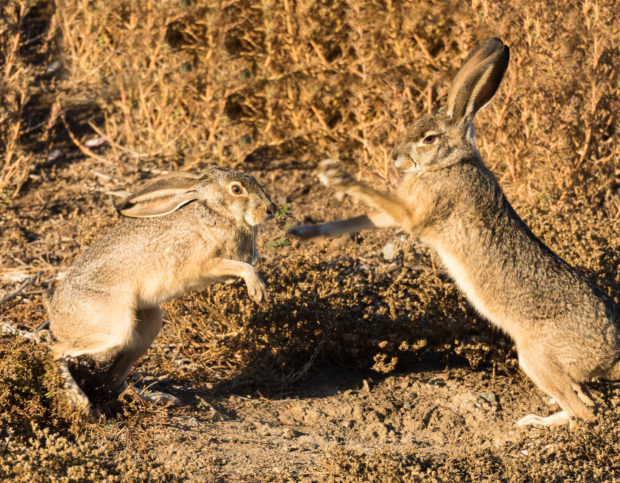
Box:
[1, 0, 618, 208]
[1, 0, 619, 480]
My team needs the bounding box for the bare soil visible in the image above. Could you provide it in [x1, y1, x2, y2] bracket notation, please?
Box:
[1, 159, 619, 481]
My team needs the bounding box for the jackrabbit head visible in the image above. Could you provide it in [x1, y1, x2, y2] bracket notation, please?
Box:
[391, 38, 509, 174]
[117, 166, 276, 226]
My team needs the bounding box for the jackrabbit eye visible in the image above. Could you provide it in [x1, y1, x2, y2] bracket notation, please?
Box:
[230, 183, 244, 195]
[422, 134, 439, 145]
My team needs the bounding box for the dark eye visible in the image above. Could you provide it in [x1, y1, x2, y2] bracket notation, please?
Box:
[422, 134, 438, 145]
[231, 183, 244, 195]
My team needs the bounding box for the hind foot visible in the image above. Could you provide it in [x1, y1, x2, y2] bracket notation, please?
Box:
[516, 410, 571, 428]
[62, 386, 92, 414]
[57, 357, 91, 414]
[119, 381, 181, 406]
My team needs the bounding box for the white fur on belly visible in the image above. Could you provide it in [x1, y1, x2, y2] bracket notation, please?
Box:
[433, 246, 499, 325]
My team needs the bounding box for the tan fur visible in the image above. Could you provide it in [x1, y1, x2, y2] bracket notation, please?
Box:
[291, 212, 397, 239]
[291, 38, 620, 428]
[48, 167, 276, 412]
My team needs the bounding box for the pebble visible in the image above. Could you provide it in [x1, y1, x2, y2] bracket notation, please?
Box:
[479, 392, 497, 403]
[382, 242, 396, 261]
[46, 149, 64, 162]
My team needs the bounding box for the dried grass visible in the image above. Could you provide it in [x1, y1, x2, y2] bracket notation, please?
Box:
[1, 0, 617, 213]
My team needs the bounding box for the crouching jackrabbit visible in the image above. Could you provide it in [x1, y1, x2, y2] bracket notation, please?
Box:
[290, 38, 620, 427]
[48, 167, 276, 411]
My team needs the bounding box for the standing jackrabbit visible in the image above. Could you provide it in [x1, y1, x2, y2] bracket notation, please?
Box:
[48, 167, 276, 411]
[290, 38, 620, 427]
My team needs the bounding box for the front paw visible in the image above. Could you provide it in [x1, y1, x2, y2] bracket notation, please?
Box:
[318, 159, 356, 191]
[246, 273, 268, 303]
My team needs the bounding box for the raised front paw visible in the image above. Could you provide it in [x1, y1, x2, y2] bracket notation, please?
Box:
[317, 159, 356, 191]
[245, 271, 268, 303]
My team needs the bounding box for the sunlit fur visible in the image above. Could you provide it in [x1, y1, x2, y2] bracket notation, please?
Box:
[292, 38, 620, 428]
[48, 167, 276, 412]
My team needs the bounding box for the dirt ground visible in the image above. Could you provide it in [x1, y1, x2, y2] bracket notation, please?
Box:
[1, 159, 619, 481]
[1, 0, 619, 479]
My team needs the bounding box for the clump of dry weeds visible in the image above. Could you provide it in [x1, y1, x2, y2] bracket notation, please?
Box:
[0, 328, 193, 480]
[0, 421, 190, 481]
[1, 0, 618, 214]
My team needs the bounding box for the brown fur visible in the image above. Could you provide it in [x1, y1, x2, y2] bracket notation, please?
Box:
[48, 167, 276, 412]
[291, 39, 620, 427]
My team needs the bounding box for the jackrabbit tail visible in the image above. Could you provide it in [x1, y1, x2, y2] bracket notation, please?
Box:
[48, 167, 276, 412]
[290, 38, 620, 427]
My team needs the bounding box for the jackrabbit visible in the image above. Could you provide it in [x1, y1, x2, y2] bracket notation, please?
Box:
[48, 166, 276, 411]
[290, 38, 620, 427]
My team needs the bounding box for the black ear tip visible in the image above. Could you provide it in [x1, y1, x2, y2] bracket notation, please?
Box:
[497, 44, 510, 69]
[114, 199, 132, 216]
[483, 37, 505, 50]
[485, 38, 510, 68]
[477, 38, 509, 58]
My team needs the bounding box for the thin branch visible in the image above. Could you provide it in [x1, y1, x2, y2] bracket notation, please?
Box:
[0, 276, 36, 306]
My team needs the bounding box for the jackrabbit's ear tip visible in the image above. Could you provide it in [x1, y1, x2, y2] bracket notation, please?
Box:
[478, 38, 506, 50]
[114, 201, 128, 213]
[115, 204, 137, 218]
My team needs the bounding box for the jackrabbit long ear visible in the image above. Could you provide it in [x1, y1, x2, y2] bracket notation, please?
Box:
[116, 174, 203, 218]
[446, 38, 509, 126]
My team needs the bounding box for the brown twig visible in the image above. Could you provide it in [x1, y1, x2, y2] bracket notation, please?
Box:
[286, 319, 334, 384]
[0, 276, 36, 306]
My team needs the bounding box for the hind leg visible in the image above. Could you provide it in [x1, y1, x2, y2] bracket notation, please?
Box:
[55, 355, 91, 413]
[51, 304, 139, 411]
[516, 347, 595, 428]
[572, 383, 595, 407]
[52, 335, 127, 413]
[103, 307, 180, 405]
[102, 307, 163, 391]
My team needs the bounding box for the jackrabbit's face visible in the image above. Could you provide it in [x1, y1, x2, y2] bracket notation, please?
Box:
[391, 112, 473, 173]
[392, 38, 509, 175]
[204, 169, 276, 227]
[117, 167, 276, 227]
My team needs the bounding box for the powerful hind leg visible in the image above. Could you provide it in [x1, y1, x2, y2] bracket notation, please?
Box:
[103, 307, 180, 405]
[50, 303, 137, 412]
[52, 341, 99, 414]
[572, 383, 595, 407]
[102, 307, 163, 391]
[516, 347, 595, 427]
[56, 355, 91, 412]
